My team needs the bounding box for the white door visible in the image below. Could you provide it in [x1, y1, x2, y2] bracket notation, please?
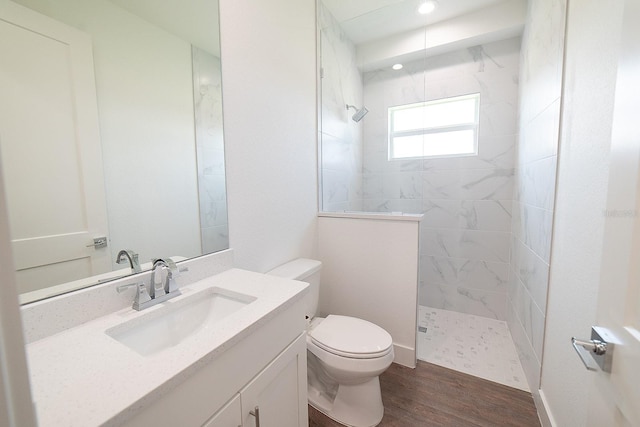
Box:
[585, 0, 640, 424]
[0, 2, 110, 294]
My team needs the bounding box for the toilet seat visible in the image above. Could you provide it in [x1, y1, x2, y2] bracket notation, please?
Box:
[309, 315, 393, 359]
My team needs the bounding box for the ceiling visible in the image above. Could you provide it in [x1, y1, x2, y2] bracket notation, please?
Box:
[108, 0, 220, 56]
[322, 0, 510, 45]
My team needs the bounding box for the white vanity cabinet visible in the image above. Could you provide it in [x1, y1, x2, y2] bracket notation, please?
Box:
[204, 333, 307, 427]
[239, 335, 307, 427]
[203, 395, 241, 427]
[123, 295, 309, 427]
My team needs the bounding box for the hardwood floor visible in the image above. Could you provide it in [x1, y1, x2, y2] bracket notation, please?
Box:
[308, 360, 541, 427]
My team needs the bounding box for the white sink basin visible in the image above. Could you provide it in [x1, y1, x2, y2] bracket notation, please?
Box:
[106, 287, 256, 356]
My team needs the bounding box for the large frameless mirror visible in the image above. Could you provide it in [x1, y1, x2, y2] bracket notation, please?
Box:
[0, 0, 228, 304]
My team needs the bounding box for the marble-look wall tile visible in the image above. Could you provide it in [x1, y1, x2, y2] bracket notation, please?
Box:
[421, 254, 509, 292]
[201, 225, 229, 255]
[509, 274, 546, 367]
[422, 282, 507, 320]
[518, 0, 566, 126]
[507, 0, 566, 393]
[322, 133, 360, 172]
[507, 302, 542, 391]
[321, 169, 350, 206]
[199, 200, 228, 229]
[421, 168, 514, 201]
[511, 236, 550, 313]
[382, 172, 423, 199]
[512, 200, 554, 264]
[319, 3, 364, 212]
[518, 99, 560, 165]
[517, 156, 558, 211]
[479, 102, 519, 138]
[421, 199, 512, 232]
[461, 200, 512, 231]
[362, 173, 383, 199]
[421, 199, 461, 229]
[421, 228, 511, 263]
[198, 174, 227, 203]
[192, 46, 227, 254]
[422, 134, 516, 171]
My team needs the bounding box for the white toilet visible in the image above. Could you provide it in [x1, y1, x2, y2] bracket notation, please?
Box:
[268, 258, 394, 427]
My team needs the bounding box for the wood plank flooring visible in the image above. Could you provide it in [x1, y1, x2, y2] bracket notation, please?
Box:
[309, 360, 541, 427]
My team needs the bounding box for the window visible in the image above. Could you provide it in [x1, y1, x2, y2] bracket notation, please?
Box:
[388, 93, 480, 160]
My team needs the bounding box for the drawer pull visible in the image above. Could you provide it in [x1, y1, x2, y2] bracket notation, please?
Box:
[249, 406, 261, 427]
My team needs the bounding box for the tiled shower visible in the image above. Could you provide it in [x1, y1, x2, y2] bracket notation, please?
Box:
[319, 0, 563, 392]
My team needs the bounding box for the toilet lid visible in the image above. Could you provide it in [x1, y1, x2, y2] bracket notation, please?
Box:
[309, 315, 393, 359]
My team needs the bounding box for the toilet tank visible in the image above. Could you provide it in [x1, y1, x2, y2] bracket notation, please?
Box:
[267, 258, 321, 320]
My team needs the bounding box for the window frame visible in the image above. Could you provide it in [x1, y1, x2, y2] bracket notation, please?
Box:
[388, 93, 481, 160]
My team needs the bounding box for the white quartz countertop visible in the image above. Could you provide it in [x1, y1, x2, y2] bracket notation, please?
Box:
[25, 269, 308, 427]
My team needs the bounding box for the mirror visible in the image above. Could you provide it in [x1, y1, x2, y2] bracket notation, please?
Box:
[0, 0, 227, 303]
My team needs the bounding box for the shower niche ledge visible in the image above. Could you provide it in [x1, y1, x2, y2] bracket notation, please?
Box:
[318, 211, 424, 222]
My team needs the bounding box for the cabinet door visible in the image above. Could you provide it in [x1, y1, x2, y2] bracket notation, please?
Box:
[241, 334, 308, 427]
[202, 394, 241, 427]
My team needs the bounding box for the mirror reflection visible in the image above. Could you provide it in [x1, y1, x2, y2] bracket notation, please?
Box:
[0, 0, 227, 304]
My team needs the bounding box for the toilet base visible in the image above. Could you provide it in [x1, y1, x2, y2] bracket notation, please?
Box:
[308, 376, 384, 427]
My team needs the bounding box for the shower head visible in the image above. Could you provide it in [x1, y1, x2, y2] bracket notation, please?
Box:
[346, 104, 369, 122]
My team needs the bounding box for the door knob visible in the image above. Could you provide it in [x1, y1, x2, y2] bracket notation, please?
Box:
[86, 236, 107, 249]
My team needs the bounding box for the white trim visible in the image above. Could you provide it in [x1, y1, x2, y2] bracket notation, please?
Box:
[392, 342, 416, 368]
[536, 389, 557, 427]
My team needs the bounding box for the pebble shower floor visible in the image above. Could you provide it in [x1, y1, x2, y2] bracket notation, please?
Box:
[417, 306, 529, 392]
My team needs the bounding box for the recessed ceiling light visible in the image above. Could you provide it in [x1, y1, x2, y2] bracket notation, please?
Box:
[392, 64, 403, 70]
[418, 0, 438, 14]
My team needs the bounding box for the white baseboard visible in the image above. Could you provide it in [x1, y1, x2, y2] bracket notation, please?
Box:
[393, 342, 415, 368]
[535, 389, 556, 427]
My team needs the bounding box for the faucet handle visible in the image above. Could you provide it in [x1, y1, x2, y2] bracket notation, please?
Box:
[116, 282, 152, 309]
[152, 258, 181, 294]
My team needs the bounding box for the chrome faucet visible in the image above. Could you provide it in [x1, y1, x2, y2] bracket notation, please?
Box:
[150, 258, 181, 297]
[116, 249, 141, 273]
[117, 257, 184, 311]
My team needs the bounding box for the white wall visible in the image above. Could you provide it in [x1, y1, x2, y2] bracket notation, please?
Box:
[317, 214, 421, 368]
[540, 1, 624, 425]
[220, 0, 318, 272]
[12, 0, 202, 266]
